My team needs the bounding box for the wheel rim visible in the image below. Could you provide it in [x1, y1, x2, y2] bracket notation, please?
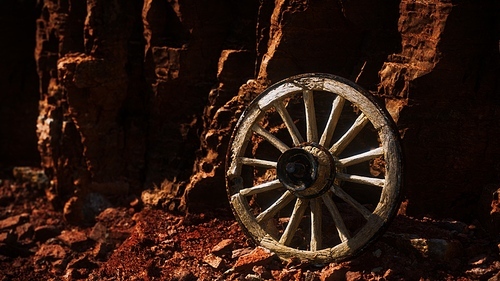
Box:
[226, 73, 402, 263]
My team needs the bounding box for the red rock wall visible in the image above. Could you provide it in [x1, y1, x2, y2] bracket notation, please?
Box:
[386, 0, 500, 219]
[36, 0, 147, 220]
[27, 0, 500, 223]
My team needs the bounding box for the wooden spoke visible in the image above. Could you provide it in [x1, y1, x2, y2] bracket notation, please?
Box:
[322, 194, 350, 242]
[240, 179, 282, 196]
[303, 90, 318, 142]
[337, 147, 383, 167]
[256, 191, 295, 223]
[310, 198, 322, 251]
[319, 96, 345, 147]
[279, 198, 309, 245]
[336, 172, 385, 187]
[252, 124, 290, 153]
[329, 113, 369, 155]
[331, 185, 373, 219]
[227, 74, 402, 263]
[274, 102, 304, 146]
[240, 157, 277, 169]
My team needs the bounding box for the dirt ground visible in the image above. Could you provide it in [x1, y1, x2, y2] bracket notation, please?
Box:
[0, 170, 499, 281]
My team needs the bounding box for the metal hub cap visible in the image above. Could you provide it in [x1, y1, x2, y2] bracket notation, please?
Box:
[277, 143, 336, 198]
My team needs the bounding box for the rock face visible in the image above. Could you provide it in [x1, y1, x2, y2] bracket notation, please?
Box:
[385, 0, 500, 219]
[36, 0, 145, 211]
[379, 0, 453, 121]
[0, 0, 496, 225]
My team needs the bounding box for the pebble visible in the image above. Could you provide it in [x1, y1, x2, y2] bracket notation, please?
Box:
[320, 264, 347, 281]
[211, 239, 234, 256]
[34, 244, 66, 261]
[233, 246, 276, 272]
[57, 230, 91, 251]
[0, 213, 29, 230]
[346, 271, 363, 281]
[203, 253, 225, 269]
[89, 222, 107, 242]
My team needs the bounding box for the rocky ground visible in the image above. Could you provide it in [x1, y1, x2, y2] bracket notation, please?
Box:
[0, 168, 499, 281]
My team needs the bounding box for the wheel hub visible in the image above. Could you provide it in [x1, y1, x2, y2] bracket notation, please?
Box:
[277, 143, 336, 198]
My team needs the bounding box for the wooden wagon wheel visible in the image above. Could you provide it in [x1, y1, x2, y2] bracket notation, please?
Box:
[226, 73, 403, 263]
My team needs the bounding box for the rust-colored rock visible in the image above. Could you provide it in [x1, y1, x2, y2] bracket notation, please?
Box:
[89, 222, 107, 242]
[203, 253, 225, 269]
[345, 271, 363, 281]
[211, 238, 234, 256]
[252, 265, 272, 280]
[34, 244, 67, 261]
[377, 0, 500, 220]
[63, 196, 84, 224]
[320, 264, 348, 281]
[233, 246, 277, 272]
[57, 230, 91, 251]
[35, 0, 146, 218]
[378, 0, 453, 121]
[0, 214, 29, 231]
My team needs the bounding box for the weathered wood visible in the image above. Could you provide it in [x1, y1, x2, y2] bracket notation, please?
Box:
[338, 147, 383, 167]
[252, 124, 290, 153]
[239, 157, 277, 169]
[274, 102, 304, 145]
[256, 191, 295, 223]
[330, 186, 372, 219]
[279, 198, 308, 245]
[310, 198, 322, 251]
[335, 173, 385, 187]
[319, 96, 345, 147]
[240, 179, 282, 196]
[322, 194, 350, 242]
[303, 90, 318, 143]
[226, 74, 402, 263]
[329, 113, 369, 156]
